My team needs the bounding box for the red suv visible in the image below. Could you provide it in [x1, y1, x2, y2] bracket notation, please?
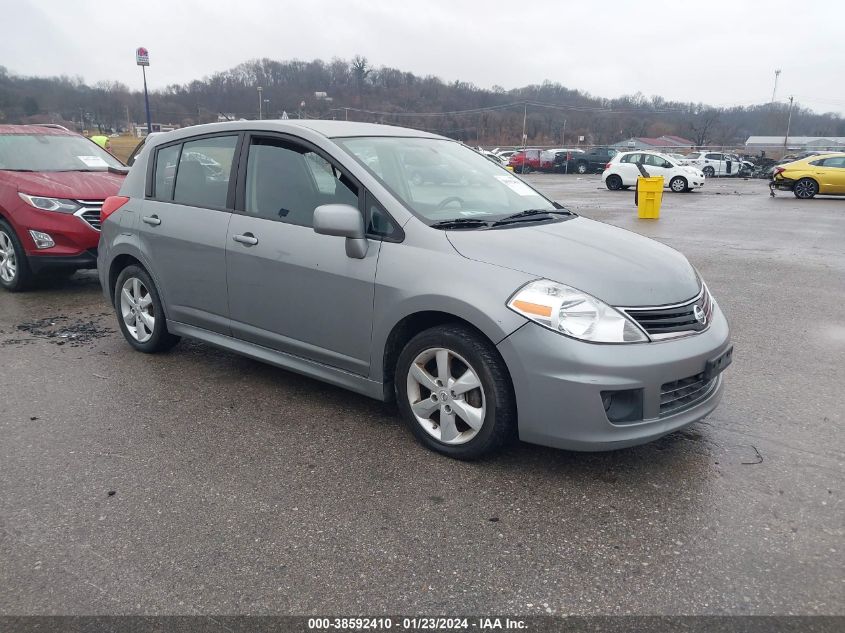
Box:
[507, 149, 553, 174]
[0, 125, 126, 291]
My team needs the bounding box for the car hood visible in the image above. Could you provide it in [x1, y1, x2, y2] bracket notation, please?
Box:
[446, 217, 700, 306]
[5, 170, 125, 199]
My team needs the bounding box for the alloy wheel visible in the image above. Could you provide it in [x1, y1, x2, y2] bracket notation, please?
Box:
[794, 179, 817, 199]
[406, 347, 486, 445]
[0, 230, 17, 283]
[120, 276, 156, 343]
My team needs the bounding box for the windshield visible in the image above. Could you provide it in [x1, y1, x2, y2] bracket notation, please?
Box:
[0, 133, 124, 171]
[335, 137, 555, 223]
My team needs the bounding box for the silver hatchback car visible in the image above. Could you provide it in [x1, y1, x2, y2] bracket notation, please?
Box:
[99, 121, 732, 459]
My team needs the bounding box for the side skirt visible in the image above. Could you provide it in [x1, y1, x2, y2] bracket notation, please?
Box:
[167, 320, 388, 401]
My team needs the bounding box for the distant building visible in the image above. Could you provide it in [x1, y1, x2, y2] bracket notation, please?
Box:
[134, 123, 178, 137]
[611, 135, 695, 150]
[745, 136, 845, 152]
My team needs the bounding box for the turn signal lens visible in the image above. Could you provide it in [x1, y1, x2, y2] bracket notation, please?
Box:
[100, 196, 130, 224]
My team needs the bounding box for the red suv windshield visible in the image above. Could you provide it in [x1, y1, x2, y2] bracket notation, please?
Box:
[0, 133, 124, 172]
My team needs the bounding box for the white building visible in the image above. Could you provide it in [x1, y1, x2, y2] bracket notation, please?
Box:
[745, 136, 845, 152]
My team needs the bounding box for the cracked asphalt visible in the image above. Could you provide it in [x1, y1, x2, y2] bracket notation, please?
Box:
[0, 176, 842, 615]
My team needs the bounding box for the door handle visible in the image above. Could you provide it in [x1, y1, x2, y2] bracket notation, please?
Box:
[232, 233, 259, 246]
[142, 215, 161, 226]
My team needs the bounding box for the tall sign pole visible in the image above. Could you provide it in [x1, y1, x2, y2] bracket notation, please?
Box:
[136, 47, 152, 135]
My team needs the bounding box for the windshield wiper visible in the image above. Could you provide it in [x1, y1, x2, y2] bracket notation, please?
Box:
[491, 208, 576, 227]
[429, 218, 492, 230]
[0, 168, 36, 172]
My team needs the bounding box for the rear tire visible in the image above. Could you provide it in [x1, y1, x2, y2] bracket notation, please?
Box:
[576, 161, 589, 174]
[793, 178, 818, 199]
[114, 265, 180, 353]
[669, 176, 688, 193]
[606, 174, 623, 191]
[395, 324, 516, 460]
[0, 219, 33, 292]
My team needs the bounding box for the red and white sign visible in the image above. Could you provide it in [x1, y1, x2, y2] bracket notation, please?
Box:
[136, 47, 150, 66]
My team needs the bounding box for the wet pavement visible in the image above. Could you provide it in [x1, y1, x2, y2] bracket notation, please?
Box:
[0, 176, 842, 615]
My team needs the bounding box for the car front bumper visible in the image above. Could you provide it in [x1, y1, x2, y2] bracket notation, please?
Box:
[497, 303, 731, 451]
[28, 248, 98, 273]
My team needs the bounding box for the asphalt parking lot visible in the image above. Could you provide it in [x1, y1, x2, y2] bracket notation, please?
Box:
[1, 175, 842, 616]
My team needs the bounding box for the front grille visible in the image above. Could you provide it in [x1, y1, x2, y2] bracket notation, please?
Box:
[622, 286, 712, 340]
[74, 200, 103, 231]
[660, 372, 716, 416]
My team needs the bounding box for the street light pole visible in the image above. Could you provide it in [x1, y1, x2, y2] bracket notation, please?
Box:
[142, 66, 152, 136]
[257, 86, 263, 120]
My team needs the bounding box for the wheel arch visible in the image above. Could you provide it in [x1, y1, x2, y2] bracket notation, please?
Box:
[380, 310, 515, 401]
[106, 248, 171, 321]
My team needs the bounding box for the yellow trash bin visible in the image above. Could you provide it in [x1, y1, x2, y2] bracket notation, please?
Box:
[636, 176, 664, 219]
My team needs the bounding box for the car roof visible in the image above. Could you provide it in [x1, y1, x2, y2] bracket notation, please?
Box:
[794, 152, 845, 160]
[146, 120, 446, 145]
[0, 124, 77, 136]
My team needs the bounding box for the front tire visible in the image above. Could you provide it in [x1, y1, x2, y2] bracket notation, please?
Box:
[114, 265, 180, 353]
[703, 165, 715, 177]
[0, 220, 32, 292]
[793, 178, 818, 199]
[576, 161, 589, 174]
[669, 176, 688, 193]
[606, 174, 623, 191]
[395, 324, 516, 460]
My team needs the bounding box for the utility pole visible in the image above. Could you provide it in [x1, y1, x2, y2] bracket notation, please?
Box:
[125, 104, 131, 134]
[783, 95, 794, 155]
[521, 103, 527, 149]
[771, 69, 781, 103]
[257, 86, 263, 120]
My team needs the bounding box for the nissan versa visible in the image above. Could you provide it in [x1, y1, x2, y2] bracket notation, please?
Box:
[98, 121, 732, 459]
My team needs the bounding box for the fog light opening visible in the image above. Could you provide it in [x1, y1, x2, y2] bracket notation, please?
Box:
[28, 230, 55, 249]
[600, 388, 644, 425]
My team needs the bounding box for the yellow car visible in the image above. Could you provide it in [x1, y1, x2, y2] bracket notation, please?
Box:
[770, 152, 845, 199]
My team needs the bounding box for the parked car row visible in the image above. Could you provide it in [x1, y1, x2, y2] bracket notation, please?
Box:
[1, 121, 734, 462]
[501, 147, 620, 174]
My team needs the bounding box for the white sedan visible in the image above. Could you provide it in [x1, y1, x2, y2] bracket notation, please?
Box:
[602, 151, 706, 192]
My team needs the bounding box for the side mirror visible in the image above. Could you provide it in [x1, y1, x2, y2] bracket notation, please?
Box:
[313, 204, 368, 259]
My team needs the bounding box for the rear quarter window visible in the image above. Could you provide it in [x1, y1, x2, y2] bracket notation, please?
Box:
[153, 144, 181, 200]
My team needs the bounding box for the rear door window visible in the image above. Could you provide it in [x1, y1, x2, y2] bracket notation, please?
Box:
[172, 135, 238, 209]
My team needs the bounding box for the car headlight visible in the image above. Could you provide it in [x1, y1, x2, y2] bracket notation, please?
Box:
[18, 193, 81, 213]
[507, 279, 648, 343]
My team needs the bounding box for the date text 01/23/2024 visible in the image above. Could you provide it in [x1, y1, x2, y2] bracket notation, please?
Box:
[307, 617, 527, 630]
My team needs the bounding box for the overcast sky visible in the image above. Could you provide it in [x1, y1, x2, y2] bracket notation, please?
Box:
[3, 0, 844, 115]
